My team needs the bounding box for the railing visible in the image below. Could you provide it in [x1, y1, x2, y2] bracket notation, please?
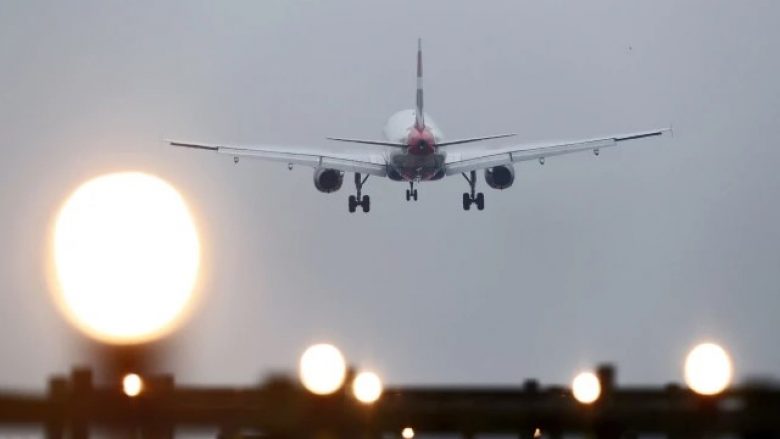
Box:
[0, 365, 778, 439]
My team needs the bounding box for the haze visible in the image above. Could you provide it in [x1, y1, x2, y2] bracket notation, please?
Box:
[1, 1, 779, 389]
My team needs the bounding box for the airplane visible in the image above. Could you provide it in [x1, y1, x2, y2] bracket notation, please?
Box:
[170, 39, 670, 213]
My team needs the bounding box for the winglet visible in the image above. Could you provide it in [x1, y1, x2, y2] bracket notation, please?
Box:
[415, 38, 425, 130]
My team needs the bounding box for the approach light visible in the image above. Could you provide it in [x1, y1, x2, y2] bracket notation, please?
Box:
[352, 371, 383, 404]
[122, 373, 143, 397]
[684, 342, 733, 395]
[572, 371, 601, 404]
[299, 343, 347, 395]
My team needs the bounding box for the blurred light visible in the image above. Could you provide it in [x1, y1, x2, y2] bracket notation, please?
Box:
[52, 172, 200, 344]
[299, 343, 347, 395]
[401, 427, 415, 439]
[572, 371, 601, 404]
[533, 428, 542, 438]
[122, 373, 143, 397]
[352, 371, 383, 404]
[684, 342, 733, 395]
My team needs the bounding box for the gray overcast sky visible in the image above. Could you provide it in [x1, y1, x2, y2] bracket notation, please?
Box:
[1, 1, 780, 389]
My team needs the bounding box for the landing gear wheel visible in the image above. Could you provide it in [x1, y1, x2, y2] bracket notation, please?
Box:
[349, 172, 371, 213]
[406, 182, 419, 202]
[461, 170, 485, 211]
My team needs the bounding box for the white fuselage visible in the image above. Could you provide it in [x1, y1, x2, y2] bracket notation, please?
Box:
[383, 109, 444, 143]
[382, 109, 447, 181]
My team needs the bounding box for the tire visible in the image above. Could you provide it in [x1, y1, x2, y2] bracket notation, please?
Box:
[476, 193, 485, 210]
[462, 193, 471, 210]
[406, 189, 410, 201]
[362, 195, 370, 213]
[348, 195, 357, 213]
[413, 189, 418, 201]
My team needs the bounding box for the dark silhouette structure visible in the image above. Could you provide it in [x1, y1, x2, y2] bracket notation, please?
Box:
[0, 364, 778, 439]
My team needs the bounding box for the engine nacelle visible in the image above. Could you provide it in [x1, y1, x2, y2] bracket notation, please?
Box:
[313, 168, 344, 193]
[484, 165, 515, 190]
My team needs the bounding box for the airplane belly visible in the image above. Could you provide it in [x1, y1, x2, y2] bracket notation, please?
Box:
[389, 151, 446, 181]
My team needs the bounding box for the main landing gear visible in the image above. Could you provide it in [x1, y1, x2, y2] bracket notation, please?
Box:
[462, 170, 484, 211]
[348, 173, 370, 213]
[405, 182, 419, 201]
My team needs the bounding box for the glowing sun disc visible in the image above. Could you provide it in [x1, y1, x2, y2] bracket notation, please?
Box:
[52, 172, 200, 344]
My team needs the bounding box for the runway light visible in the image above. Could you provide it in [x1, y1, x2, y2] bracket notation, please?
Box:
[299, 343, 347, 395]
[352, 371, 383, 404]
[684, 342, 733, 395]
[572, 371, 601, 404]
[51, 172, 200, 344]
[122, 373, 143, 397]
[401, 427, 415, 439]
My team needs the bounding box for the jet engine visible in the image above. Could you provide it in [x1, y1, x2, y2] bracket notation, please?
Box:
[313, 168, 344, 193]
[484, 165, 515, 190]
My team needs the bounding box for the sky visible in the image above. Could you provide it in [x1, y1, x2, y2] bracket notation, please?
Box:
[1, 1, 779, 390]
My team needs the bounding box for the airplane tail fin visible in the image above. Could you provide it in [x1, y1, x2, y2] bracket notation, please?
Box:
[415, 38, 425, 130]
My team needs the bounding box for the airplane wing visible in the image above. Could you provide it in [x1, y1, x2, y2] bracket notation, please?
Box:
[444, 128, 671, 176]
[169, 140, 388, 177]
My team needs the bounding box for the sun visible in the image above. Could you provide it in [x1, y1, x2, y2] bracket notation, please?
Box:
[52, 172, 200, 344]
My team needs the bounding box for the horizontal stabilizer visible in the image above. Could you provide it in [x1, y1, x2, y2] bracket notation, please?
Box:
[437, 133, 517, 147]
[326, 137, 405, 147]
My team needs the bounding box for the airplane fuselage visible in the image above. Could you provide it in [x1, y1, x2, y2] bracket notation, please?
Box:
[383, 109, 447, 181]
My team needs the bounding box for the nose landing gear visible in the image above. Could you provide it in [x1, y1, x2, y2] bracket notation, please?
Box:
[462, 170, 484, 211]
[348, 173, 371, 213]
[405, 182, 419, 201]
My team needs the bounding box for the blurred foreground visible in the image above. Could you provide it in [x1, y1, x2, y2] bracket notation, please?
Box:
[0, 364, 778, 439]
